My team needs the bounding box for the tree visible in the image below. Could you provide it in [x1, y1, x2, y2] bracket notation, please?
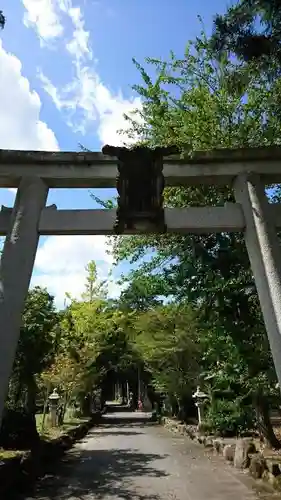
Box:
[211, 1, 281, 76]
[39, 348, 89, 425]
[58, 297, 105, 413]
[7, 287, 59, 421]
[82, 307, 140, 404]
[0, 11, 5, 29]
[113, 31, 281, 443]
[133, 303, 201, 418]
[59, 265, 140, 413]
[119, 274, 166, 312]
[82, 260, 107, 302]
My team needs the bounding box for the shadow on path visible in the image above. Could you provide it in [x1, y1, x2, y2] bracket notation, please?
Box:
[87, 430, 144, 437]
[102, 417, 151, 426]
[21, 446, 168, 500]
[99, 421, 153, 429]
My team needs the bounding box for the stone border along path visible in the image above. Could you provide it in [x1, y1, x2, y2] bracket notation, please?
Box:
[161, 416, 281, 494]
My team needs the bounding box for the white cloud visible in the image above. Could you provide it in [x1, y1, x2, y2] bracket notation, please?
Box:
[0, 39, 58, 201]
[0, 40, 59, 151]
[22, 0, 142, 145]
[67, 7, 92, 61]
[32, 235, 119, 308]
[35, 235, 113, 273]
[22, 0, 64, 42]
[13, 0, 135, 305]
[96, 89, 142, 146]
[0, 36, 120, 308]
[39, 67, 142, 144]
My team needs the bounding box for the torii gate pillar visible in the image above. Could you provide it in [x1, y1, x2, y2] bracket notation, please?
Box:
[0, 177, 48, 426]
[234, 173, 281, 386]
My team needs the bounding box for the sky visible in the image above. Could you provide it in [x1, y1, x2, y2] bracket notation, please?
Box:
[0, 0, 229, 309]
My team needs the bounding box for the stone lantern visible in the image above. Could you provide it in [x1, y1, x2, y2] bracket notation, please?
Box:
[102, 144, 178, 235]
[49, 388, 60, 427]
[192, 386, 208, 428]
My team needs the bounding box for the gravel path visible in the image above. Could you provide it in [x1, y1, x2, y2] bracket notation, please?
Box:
[21, 412, 278, 500]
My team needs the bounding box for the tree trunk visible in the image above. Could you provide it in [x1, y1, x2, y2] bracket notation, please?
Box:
[178, 404, 186, 421]
[121, 381, 126, 405]
[171, 395, 179, 417]
[254, 390, 281, 449]
[81, 393, 91, 416]
[41, 385, 50, 432]
[26, 375, 37, 416]
[14, 376, 24, 408]
[58, 391, 69, 425]
[24, 375, 38, 446]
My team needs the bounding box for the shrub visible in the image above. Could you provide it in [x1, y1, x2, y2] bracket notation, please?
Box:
[206, 399, 253, 437]
[0, 409, 39, 450]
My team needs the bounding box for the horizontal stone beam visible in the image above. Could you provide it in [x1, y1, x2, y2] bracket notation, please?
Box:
[0, 203, 280, 234]
[0, 204, 247, 235]
[0, 147, 281, 188]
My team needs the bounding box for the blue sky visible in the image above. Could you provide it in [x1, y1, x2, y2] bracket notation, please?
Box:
[0, 0, 229, 308]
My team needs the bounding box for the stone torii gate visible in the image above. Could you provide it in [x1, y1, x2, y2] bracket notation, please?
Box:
[1, 146, 281, 426]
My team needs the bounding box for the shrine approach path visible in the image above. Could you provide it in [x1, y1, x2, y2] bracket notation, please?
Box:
[19, 411, 277, 500]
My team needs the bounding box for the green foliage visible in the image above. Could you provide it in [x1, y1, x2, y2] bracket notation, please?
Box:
[82, 260, 107, 301]
[112, 30, 281, 440]
[0, 408, 39, 450]
[119, 274, 166, 312]
[43, 262, 142, 414]
[8, 287, 59, 412]
[90, 192, 117, 210]
[0, 10, 5, 29]
[18, 287, 59, 371]
[113, 31, 280, 355]
[19, 289, 57, 370]
[113, 30, 281, 282]
[133, 303, 200, 415]
[206, 399, 254, 437]
[211, 0, 281, 73]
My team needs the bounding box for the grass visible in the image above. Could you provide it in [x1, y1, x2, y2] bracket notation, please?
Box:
[35, 413, 89, 441]
[0, 413, 89, 460]
[0, 410, 90, 464]
[0, 448, 25, 460]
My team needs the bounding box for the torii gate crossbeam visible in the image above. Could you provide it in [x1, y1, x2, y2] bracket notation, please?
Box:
[1, 146, 281, 427]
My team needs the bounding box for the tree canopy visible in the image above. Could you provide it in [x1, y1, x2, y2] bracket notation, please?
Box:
[0, 10, 5, 29]
[111, 28, 281, 444]
[211, 0, 281, 78]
